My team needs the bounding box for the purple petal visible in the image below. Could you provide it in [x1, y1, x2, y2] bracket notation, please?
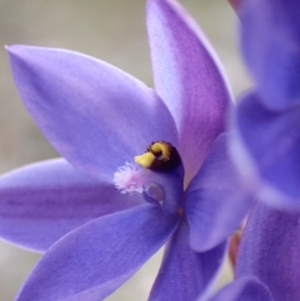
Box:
[7, 45, 178, 181]
[0, 159, 142, 252]
[240, 0, 300, 110]
[148, 220, 226, 301]
[203, 277, 274, 301]
[185, 134, 254, 252]
[144, 165, 184, 215]
[16, 205, 179, 301]
[147, 0, 232, 180]
[236, 203, 300, 301]
[231, 92, 300, 208]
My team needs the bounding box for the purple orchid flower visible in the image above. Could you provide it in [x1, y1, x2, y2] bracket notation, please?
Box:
[199, 204, 300, 301]
[205, 203, 300, 301]
[198, 204, 300, 301]
[229, 0, 300, 208]
[210, 2, 300, 297]
[234, 203, 300, 301]
[1, 0, 253, 300]
[224, 1, 300, 300]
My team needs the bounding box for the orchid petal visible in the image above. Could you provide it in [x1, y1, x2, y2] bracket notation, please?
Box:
[236, 203, 300, 301]
[16, 205, 179, 301]
[0, 159, 142, 252]
[147, 0, 232, 180]
[148, 220, 226, 301]
[7, 45, 178, 181]
[240, 0, 300, 110]
[231, 92, 300, 208]
[202, 277, 274, 301]
[144, 166, 184, 215]
[185, 134, 253, 252]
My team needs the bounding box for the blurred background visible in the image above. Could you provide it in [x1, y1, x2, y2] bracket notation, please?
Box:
[0, 0, 252, 300]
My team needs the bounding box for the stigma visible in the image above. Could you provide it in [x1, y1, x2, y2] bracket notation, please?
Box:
[113, 141, 181, 197]
[134, 141, 180, 171]
[113, 162, 145, 194]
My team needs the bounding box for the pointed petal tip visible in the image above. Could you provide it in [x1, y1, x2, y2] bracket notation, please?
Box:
[5, 44, 24, 53]
[4, 44, 18, 55]
[5, 45, 33, 61]
[6, 45, 53, 59]
[147, 0, 233, 99]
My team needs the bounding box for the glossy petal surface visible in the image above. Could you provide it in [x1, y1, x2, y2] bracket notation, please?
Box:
[236, 203, 300, 301]
[240, 0, 300, 110]
[185, 134, 253, 252]
[0, 159, 142, 252]
[231, 92, 300, 207]
[16, 205, 179, 301]
[147, 0, 231, 180]
[7, 45, 178, 181]
[148, 220, 226, 301]
[203, 277, 274, 301]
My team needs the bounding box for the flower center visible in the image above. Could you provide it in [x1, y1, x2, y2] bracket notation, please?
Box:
[113, 141, 180, 197]
[134, 141, 180, 171]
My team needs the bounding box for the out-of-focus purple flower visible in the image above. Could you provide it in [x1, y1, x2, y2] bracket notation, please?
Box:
[234, 203, 300, 301]
[1, 0, 252, 300]
[227, 1, 300, 299]
[202, 205, 300, 301]
[199, 203, 300, 301]
[230, 0, 300, 208]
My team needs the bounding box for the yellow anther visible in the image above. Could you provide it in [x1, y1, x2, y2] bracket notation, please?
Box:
[151, 142, 171, 160]
[135, 141, 181, 172]
[134, 152, 156, 168]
